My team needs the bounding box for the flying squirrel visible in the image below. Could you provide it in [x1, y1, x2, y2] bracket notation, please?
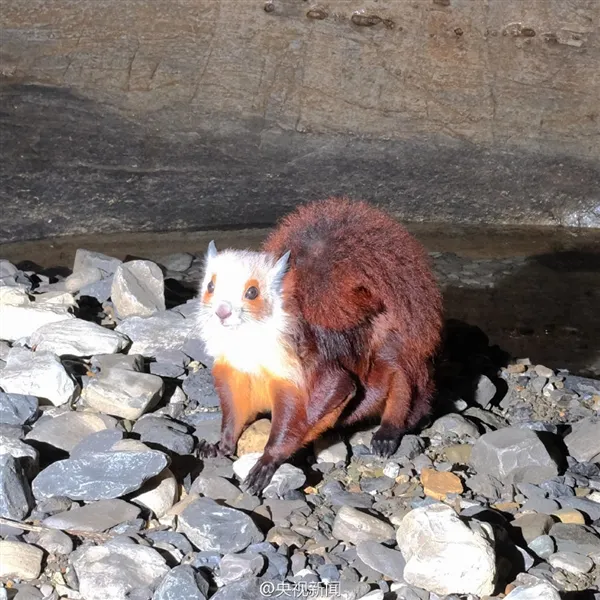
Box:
[197, 197, 443, 494]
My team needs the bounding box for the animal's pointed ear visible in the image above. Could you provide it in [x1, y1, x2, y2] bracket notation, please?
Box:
[270, 250, 291, 288]
[207, 240, 217, 260]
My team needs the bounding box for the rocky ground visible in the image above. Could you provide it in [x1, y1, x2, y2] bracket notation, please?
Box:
[0, 249, 599, 600]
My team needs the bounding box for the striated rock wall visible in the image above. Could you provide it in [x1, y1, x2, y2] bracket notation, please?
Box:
[1, 0, 599, 240]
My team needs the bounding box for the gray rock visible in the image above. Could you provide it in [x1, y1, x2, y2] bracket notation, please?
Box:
[31, 496, 73, 519]
[548, 551, 594, 574]
[177, 497, 264, 553]
[360, 476, 395, 494]
[72, 538, 170, 600]
[32, 528, 73, 555]
[158, 253, 194, 272]
[521, 497, 560, 514]
[152, 565, 208, 600]
[115, 311, 196, 357]
[182, 368, 219, 408]
[0, 433, 38, 473]
[32, 450, 169, 501]
[79, 276, 114, 303]
[25, 411, 116, 452]
[209, 578, 266, 600]
[91, 353, 144, 373]
[64, 266, 103, 293]
[263, 464, 306, 499]
[393, 435, 425, 460]
[132, 416, 194, 455]
[111, 260, 166, 319]
[0, 455, 33, 520]
[0, 303, 74, 342]
[321, 481, 374, 509]
[556, 496, 600, 521]
[70, 428, 125, 458]
[396, 502, 496, 596]
[539, 479, 574, 497]
[149, 349, 190, 378]
[0, 541, 44, 580]
[511, 513, 555, 544]
[550, 523, 600, 555]
[73, 249, 122, 277]
[470, 427, 561, 485]
[332, 505, 395, 545]
[43, 499, 141, 532]
[189, 475, 242, 502]
[215, 553, 265, 586]
[30, 319, 130, 357]
[145, 531, 193, 556]
[427, 413, 480, 439]
[465, 473, 504, 500]
[528, 534, 555, 559]
[82, 367, 164, 420]
[473, 374, 497, 408]
[504, 583, 560, 600]
[314, 436, 348, 464]
[186, 411, 222, 445]
[0, 392, 38, 425]
[0, 349, 79, 406]
[564, 417, 600, 463]
[356, 541, 406, 582]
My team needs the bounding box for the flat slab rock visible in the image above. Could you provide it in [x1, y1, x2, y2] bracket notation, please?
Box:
[176, 497, 264, 553]
[469, 427, 561, 485]
[25, 411, 116, 452]
[396, 502, 496, 596]
[0, 392, 38, 425]
[30, 318, 130, 357]
[0, 348, 79, 407]
[72, 538, 170, 600]
[0, 302, 74, 342]
[43, 499, 141, 532]
[32, 450, 169, 501]
[152, 565, 208, 600]
[564, 416, 600, 463]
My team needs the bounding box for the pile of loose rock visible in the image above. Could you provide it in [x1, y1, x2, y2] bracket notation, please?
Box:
[0, 250, 599, 600]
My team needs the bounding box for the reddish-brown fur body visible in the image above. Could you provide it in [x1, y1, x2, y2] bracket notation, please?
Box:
[200, 197, 443, 493]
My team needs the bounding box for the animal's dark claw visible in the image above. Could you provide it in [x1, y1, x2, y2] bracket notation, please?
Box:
[243, 457, 280, 496]
[197, 440, 222, 458]
[371, 427, 402, 458]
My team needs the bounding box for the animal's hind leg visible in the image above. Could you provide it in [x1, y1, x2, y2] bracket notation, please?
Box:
[371, 366, 412, 458]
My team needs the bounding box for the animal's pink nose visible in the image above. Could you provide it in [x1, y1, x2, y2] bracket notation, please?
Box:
[216, 303, 232, 320]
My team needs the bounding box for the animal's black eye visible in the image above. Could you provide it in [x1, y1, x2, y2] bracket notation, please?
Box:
[207, 281, 215, 293]
[245, 286, 259, 300]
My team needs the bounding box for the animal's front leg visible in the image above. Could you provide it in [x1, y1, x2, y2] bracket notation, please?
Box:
[197, 363, 252, 458]
[244, 367, 356, 495]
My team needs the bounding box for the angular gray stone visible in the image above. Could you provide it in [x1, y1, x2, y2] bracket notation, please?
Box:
[548, 551, 594, 574]
[0, 303, 74, 342]
[64, 266, 103, 293]
[73, 249, 122, 277]
[0, 349, 79, 406]
[504, 583, 560, 600]
[209, 578, 266, 600]
[111, 260, 166, 319]
[32, 450, 169, 501]
[427, 413, 480, 439]
[115, 310, 195, 357]
[30, 319, 130, 357]
[550, 523, 600, 555]
[356, 541, 406, 582]
[25, 411, 116, 452]
[0, 434, 38, 478]
[511, 513, 555, 544]
[332, 505, 395, 544]
[215, 553, 265, 586]
[132, 416, 194, 455]
[158, 253, 194, 272]
[43, 499, 141, 532]
[393, 435, 426, 460]
[182, 367, 219, 408]
[72, 538, 170, 600]
[152, 565, 208, 600]
[0, 392, 38, 425]
[396, 502, 496, 596]
[473, 374, 497, 408]
[314, 436, 348, 464]
[189, 475, 242, 502]
[528, 534, 555, 559]
[0, 455, 33, 521]
[91, 352, 144, 373]
[32, 529, 74, 555]
[263, 463, 306, 499]
[70, 428, 125, 458]
[176, 497, 264, 553]
[557, 496, 600, 521]
[469, 427, 561, 485]
[564, 417, 600, 463]
[82, 367, 164, 420]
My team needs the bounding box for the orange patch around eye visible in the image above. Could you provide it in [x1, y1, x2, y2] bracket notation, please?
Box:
[202, 274, 217, 304]
[243, 278, 267, 318]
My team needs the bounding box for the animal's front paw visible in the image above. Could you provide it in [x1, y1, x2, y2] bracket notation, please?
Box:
[371, 427, 403, 458]
[243, 456, 280, 496]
